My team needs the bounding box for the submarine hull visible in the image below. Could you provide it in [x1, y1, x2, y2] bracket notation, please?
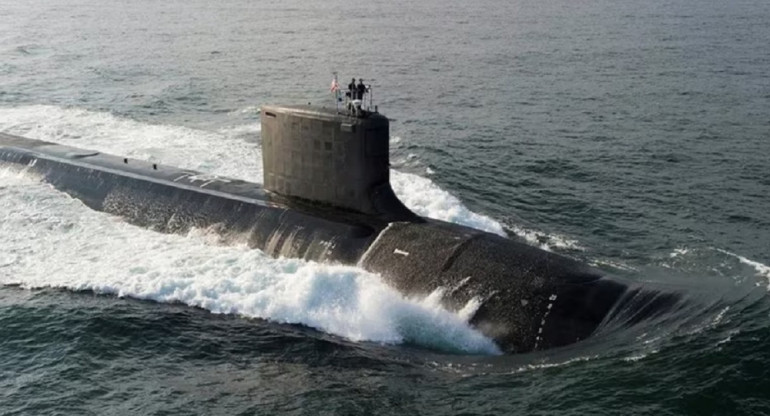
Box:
[0, 129, 673, 353]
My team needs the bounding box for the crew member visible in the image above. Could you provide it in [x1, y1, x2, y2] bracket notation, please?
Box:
[356, 79, 367, 100]
[347, 78, 356, 99]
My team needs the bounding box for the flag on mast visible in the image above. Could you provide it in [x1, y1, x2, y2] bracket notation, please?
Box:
[331, 73, 341, 111]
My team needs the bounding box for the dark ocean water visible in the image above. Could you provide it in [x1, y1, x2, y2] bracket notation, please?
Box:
[2, 0, 770, 414]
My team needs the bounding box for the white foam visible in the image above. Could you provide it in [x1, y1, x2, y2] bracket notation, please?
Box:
[0, 168, 500, 355]
[513, 355, 599, 372]
[622, 350, 658, 362]
[589, 259, 638, 272]
[217, 123, 261, 137]
[508, 223, 584, 252]
[715, 329, 740, 347]
[231, 105, 261, 115]
[715, 248, 770, 289]
[390, 171, 506, 236]
[0, 105, 262, 181]
[669, 247, 690, 258]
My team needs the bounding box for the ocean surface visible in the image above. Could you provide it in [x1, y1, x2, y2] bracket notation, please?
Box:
[1, 0, 769, 414]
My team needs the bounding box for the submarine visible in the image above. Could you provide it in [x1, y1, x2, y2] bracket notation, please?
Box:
[0, 98, 676, 353]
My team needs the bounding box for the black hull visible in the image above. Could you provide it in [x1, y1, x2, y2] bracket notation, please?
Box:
[0, 133, 672, 353]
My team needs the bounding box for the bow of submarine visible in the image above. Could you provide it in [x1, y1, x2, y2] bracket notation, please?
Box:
[358, 220, 643, 353]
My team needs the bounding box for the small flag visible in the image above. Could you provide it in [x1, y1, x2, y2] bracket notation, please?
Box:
[330, 78, 340, 92]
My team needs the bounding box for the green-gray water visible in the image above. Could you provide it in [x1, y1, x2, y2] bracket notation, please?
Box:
[1, 0, 769, 414]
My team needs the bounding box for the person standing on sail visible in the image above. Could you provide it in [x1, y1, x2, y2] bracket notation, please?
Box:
[348, 78, 357, 99]
[356, 79, 367, 100]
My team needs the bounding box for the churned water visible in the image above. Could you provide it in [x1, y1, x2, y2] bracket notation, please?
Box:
[1, 0, 769, 414]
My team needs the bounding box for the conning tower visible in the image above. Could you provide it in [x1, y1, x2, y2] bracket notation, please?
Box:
[260, 105, 415, 221]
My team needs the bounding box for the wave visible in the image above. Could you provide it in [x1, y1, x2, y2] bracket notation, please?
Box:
[0, 169, 500, 355]
[715, 249, 770, 289]
[506, 223, 584, 252]
[667, 246, 770, 290]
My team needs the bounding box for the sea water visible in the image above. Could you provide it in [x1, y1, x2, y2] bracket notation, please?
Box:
[1, 0, 769, 414]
